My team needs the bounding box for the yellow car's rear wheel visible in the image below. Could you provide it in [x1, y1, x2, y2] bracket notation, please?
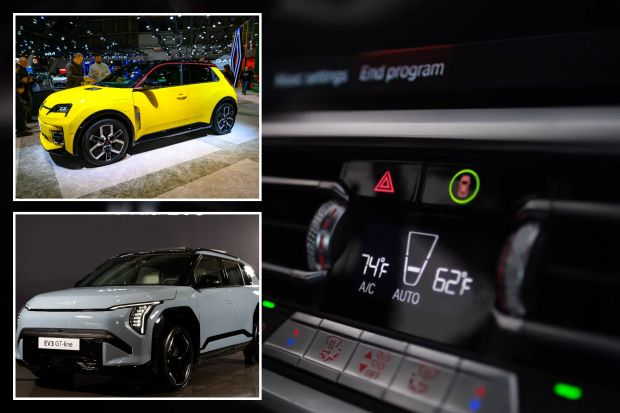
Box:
[81, 119, 129, 166]
[210, 102, 236, 135]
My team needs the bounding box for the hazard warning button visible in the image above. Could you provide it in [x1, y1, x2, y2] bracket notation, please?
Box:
[341, 161, 422, 201]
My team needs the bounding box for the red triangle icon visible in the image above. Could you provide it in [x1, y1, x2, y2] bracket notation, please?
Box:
[359, 363, 368, 372]
[364, 351, 373, 359]
[373, 170, 395, 193]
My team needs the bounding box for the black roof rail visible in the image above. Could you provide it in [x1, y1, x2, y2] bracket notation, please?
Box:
[113, 247, 240, 260]
[195, 248, 240, 260]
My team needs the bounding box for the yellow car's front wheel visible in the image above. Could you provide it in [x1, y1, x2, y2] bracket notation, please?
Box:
[80, 119, 130, 167]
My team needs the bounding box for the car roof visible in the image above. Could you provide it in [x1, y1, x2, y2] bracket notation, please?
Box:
[129, 60, 216, 68]
[114, 247, 241, 261]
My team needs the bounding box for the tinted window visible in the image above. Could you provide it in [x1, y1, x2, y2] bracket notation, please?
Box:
[222, 260, 244, 286]
[240, 265, 252, 285]
[184, 64, 217, 85]
[98, 63, 150, 88]
[194, 256, 223, 288]
[77, 254, 192, 287]
[142, 64, 181, 88]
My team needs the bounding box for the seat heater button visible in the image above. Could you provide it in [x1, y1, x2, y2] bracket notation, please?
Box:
[384, 357, 456, 413]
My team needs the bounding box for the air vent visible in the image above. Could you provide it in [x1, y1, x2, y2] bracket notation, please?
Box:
[498, 200, 620, 346]
[263, 176, 346, 270]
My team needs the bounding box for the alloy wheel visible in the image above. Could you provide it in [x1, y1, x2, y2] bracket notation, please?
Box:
[216, 104, 235, 133]
[88, 124, 125, 162]
[165, 329, 192, 386]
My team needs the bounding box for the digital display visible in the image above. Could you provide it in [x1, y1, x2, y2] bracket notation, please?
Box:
[324, 212, 497, 345]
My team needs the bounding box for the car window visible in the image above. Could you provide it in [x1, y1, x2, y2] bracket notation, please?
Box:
[222, 259, 244, 286]
[240, 264, 253, 285]
[76, 254, 192, 287]
[194, 256, 224, 289]
[183, 64, 218, 85]
[98, 63, 149, 88]
[142, 64, 181, 88]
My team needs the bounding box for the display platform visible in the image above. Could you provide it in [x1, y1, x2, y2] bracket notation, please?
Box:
[15, 352, 259, 397]
[15, 92, 259, 199]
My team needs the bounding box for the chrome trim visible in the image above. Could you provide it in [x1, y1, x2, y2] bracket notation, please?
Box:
[263, 262, 326, 282]
[264, 106, 620, 147]
[263, 176, 349, 201]
[108, 300, 163, 310]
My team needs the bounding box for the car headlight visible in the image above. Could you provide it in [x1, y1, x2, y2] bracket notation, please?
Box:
[48, 103, 72, 115]
[110, 301, 162, 335]
[17, 304, 29, 328]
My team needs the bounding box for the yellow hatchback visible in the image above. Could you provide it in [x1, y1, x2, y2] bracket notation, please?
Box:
[38, 61, 238, 166]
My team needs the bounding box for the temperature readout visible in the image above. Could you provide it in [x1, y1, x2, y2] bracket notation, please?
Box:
[356, 230, 475, 307]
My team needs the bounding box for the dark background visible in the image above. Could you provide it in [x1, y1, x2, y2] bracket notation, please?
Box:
[15, 214, 259, 311]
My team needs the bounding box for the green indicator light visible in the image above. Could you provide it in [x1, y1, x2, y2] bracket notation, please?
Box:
[262, 300, 276, 309]
[449, 168, 480, 205]
[554, 383, 583, 400]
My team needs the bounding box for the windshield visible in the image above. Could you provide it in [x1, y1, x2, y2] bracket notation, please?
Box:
[76, 253, 192, 287]
[98, 63, 151, 88]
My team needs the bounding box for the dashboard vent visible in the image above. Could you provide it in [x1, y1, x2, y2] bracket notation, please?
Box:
[498, 200, 620, 344]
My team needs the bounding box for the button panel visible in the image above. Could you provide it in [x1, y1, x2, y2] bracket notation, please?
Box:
[339, 343, 403, 397]
[422, 164, 500, 209]
[305, 331, 358, 370]
[385, 357, 456, 413]
[341, 161, 422, 201]
[263, 319, 317, 364]
[264, 312, 518, 413]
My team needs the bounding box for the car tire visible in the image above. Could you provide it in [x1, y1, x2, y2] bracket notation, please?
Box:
[243, 315, 259, 365]
[80, 118, 130, 166]
[210, 101, 236, 135]
[156, 325, 194, 390]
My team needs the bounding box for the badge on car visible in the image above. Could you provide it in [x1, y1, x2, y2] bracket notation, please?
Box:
[38, 337, 80, 351]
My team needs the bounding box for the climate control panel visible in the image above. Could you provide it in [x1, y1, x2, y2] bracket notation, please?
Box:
[265, 312, 518, 413]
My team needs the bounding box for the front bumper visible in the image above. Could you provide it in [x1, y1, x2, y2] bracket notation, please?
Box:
[39, 119, 66, 152]
[38, 108, 80, 154]
[16, 308, 160, 370]
[19, 328, 134, 373]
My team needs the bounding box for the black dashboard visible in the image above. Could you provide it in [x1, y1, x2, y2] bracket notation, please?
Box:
[259, 2, 620, 412]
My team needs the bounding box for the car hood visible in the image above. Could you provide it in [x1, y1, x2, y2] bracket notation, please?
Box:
[26, 286, 177, 310]
[42, 85, 130, 107]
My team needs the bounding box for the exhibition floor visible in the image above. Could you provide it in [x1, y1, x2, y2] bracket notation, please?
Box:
[15, 352, 259, 398]
[15, 92, 260, 199]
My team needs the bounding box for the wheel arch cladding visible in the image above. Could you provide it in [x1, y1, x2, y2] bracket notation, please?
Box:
[75, 110, 135, 155]
[210, 97, 238, 125]
[151, 306, 201, 363]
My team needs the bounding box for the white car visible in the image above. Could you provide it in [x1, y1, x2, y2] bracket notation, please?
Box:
[16, 248, 259, 389]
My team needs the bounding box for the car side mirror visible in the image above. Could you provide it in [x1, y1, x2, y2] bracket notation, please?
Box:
[197, 275, 222, 289]
[206, 279, 222, 288]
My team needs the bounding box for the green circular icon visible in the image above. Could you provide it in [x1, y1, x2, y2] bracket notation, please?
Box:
[449, 169, 480, 205]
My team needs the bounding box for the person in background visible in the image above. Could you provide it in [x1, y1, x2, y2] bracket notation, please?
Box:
[222, 64, 234, 86]
[17, 56, 35, 122]
[88, 53, 111, 83]
[66, 53, 86, 88]
[240, 66, 254, 95]
[16, 65, 29, 137]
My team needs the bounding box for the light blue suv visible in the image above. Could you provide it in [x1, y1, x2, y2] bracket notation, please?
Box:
[16, 248, 259, 390]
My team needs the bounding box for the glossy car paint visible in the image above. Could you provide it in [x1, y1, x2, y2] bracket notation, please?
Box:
[38, 64, 236, 155]
[16, 251, 258, 368]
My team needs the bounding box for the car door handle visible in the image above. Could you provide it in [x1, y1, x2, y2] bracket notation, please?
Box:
[176, 94, 187, 100]
[224, 300, 233, 304]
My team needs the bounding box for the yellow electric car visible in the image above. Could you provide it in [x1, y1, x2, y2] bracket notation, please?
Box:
[38, 61, 237, 166]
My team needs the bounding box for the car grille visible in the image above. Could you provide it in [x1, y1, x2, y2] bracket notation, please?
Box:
[22, 336, 104, 371]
